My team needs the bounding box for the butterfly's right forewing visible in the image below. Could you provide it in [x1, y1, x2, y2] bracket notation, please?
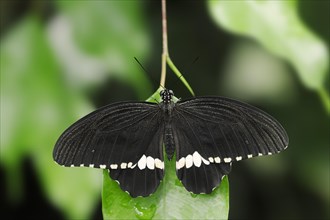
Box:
[53, 101, 165, 197]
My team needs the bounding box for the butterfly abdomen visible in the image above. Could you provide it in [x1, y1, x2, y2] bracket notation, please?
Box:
[160, 100, 176, 160]
[164, 124, 175, 160]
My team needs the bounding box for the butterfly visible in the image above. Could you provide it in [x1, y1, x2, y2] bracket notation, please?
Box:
[53, 89, 288, 197]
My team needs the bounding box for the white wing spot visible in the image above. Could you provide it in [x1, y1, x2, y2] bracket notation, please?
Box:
[176, 157, 185, 169]
[209, 157, 214, 163]
[258, 153, 263, 156]
[70, 164, 75, 167]
[120, 163, 127, 169]
[80, 164, 84, 167]
[110, 164, 118, 169]
[127, 162, 133, 168]
[193, 151, 202, 167]
[214, 157, 221, 163]
[89, 164, 94, 168]
[146, 156, 155, 170]
[247, 154, 253, 158]
[100, 165, 106, 169]
[138, 155, 147, 170]
[185, 154, 193, 168]
[224, 158, 232, 163]
[268, 152, 272, 155]
[201, 157, 210, 165]
[236, 156, 242, 161]
[155, 158, 164, 169]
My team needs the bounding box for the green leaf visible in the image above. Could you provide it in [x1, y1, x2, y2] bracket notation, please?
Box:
[54, 0, 152, 99]
[0, 15, 101, 219]
[145, 87, 163, 103]
[102, 91, 229, 219]
[102, 156, 229, 219]
[208, 0, 329, 90]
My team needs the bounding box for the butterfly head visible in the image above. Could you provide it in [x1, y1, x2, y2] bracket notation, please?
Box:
[160, 89, 174, 104]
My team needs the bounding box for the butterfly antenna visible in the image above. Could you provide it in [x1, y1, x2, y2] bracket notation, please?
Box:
[191, 56, 200, 65]
[178, 56, 199, 79]
[134, 57, 158, 90]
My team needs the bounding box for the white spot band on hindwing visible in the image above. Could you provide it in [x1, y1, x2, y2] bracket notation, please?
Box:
[175, 150, 271, 170]
[87, 151, 272, 171]
[138, 155, 147, 170]
[106, 155, 164, 171]
[176, 151, 210, 170]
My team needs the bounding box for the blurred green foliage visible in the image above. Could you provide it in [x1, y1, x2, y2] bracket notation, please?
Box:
[208, 0, 329, 113]
[52, 0, 152, 98]
[0, 14, 101, 219]
[208, 0, 328, 90]
[1, 1, 153, 219]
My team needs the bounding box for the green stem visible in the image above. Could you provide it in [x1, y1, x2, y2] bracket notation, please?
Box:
[166, 56, 195, 96]
[318, 87, 330, 114]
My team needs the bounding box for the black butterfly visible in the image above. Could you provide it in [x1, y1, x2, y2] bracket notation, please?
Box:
[53, 89, 288, 197]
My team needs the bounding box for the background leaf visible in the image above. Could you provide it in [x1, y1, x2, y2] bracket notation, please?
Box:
[52, 0, 152, 98]
[208, 0, 329, 91]
[2, 1, 153, 219]
[0, 15, 101, 219]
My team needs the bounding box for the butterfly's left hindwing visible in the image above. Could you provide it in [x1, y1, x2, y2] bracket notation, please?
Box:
[53, 101, 165, 197]
[109, 125, 164, 197]
[172, 97, 288, 193]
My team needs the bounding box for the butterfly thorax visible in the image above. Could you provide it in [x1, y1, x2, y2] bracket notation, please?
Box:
[160, 89, 176, 160]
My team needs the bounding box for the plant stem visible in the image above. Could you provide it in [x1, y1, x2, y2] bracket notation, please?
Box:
[159, 0, 195, 96]
[160, 0, 168, 88]
[167, 56, 195, 96]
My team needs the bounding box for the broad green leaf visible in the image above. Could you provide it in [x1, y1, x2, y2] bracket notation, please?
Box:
[54, 0, 152, 99]
[0, 15, 101, 219]
[146, 87, 163, 103]
[208, 0, 329, 90]
[102, 91, 229, 219]
[103, 157, 229, 219]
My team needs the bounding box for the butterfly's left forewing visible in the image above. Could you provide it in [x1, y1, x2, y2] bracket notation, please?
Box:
[53, 101, 165, 197]
[172, 96, 288, 193]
